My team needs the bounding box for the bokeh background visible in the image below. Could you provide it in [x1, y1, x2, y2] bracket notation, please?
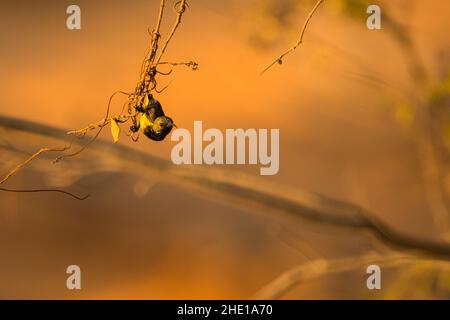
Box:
[0, 0, 450, 299]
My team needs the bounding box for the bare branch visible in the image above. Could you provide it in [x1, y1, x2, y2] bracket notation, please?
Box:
[159, 60, 199, 70]
[67, 115, 131, 137]
[155, 0, 188, 66]
[0, 146, 68, 185]
[148, 0, 166, 65]
[67, 119, 111, 137]
[0, 143, 89, 200]
[54, 91, 130, 163]
[260, 0, 324, 75]
[0, 187, 89, 201]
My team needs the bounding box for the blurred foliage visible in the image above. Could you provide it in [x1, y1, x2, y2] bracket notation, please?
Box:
[393, 102, 415, 129]
[429, 72, 450, 150]
[385, 263, 450, 299]
[429, 72, 450, 106]
[238, 0, 298, 49]
[237, 0, 450, 299]
[335, 0, 370, 21]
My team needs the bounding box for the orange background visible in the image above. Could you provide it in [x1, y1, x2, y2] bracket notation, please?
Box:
[0, 0, 449, 299]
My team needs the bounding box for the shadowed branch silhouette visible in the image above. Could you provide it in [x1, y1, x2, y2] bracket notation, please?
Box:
[252, 253, 450, 299]
[2, 115, 450, 260]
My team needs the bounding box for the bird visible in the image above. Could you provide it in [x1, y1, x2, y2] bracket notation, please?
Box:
[136, 94, 175, 141]
[136, 94, 165, 121]
[143, 116, 175, 141]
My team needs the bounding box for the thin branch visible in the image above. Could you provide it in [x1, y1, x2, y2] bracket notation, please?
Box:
[67, 119, 111, 137]
[155, 0, 165, 37]
[154, 0, 187, 66]
[260, 0, 324, 75]
[148, 0, 165, 64]
[159, 60, 198, 70]
[54, 91, 130, 163]
[0, 187, 89, 201]
[252, 253, 448, 299]
[67, 115, 131, 137]
[0, 144, 89, 200]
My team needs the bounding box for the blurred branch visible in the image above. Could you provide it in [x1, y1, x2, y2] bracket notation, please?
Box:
[252, 253, 449, 299]
[2, 115, 450, 259]
[260, 0, 324, 75]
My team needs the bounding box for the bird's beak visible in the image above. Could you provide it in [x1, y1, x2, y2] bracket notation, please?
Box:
[173, 123, 178, 128]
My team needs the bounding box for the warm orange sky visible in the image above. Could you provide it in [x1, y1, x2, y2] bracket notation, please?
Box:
[0, 0, 447, 167]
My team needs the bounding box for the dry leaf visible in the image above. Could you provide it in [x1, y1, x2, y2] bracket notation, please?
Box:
[110, 118, 120, 143]
[143, 94, 150, 108]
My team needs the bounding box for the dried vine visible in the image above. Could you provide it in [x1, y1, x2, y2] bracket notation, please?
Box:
[0, 0, 197, 199]
[59, 0, 197, 158]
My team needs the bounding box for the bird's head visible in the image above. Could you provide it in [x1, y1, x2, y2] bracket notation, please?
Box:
[143, 116, 174, 141]
[153, 116, 174, 133]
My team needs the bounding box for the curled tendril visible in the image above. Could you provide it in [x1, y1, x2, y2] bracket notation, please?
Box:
[173, 0, 189, 13]
[157, 69, 173, 76]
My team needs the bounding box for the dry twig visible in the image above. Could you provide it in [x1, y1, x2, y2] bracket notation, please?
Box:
[154, 0, 188, 66]
[159, 60, 199, 70]
[0, 146, 67, 185]
[0, 144, 88, 200]
[260, 0, 324, 75]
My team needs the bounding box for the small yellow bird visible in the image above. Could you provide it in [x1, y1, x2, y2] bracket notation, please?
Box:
[135, 94, 175, 141]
